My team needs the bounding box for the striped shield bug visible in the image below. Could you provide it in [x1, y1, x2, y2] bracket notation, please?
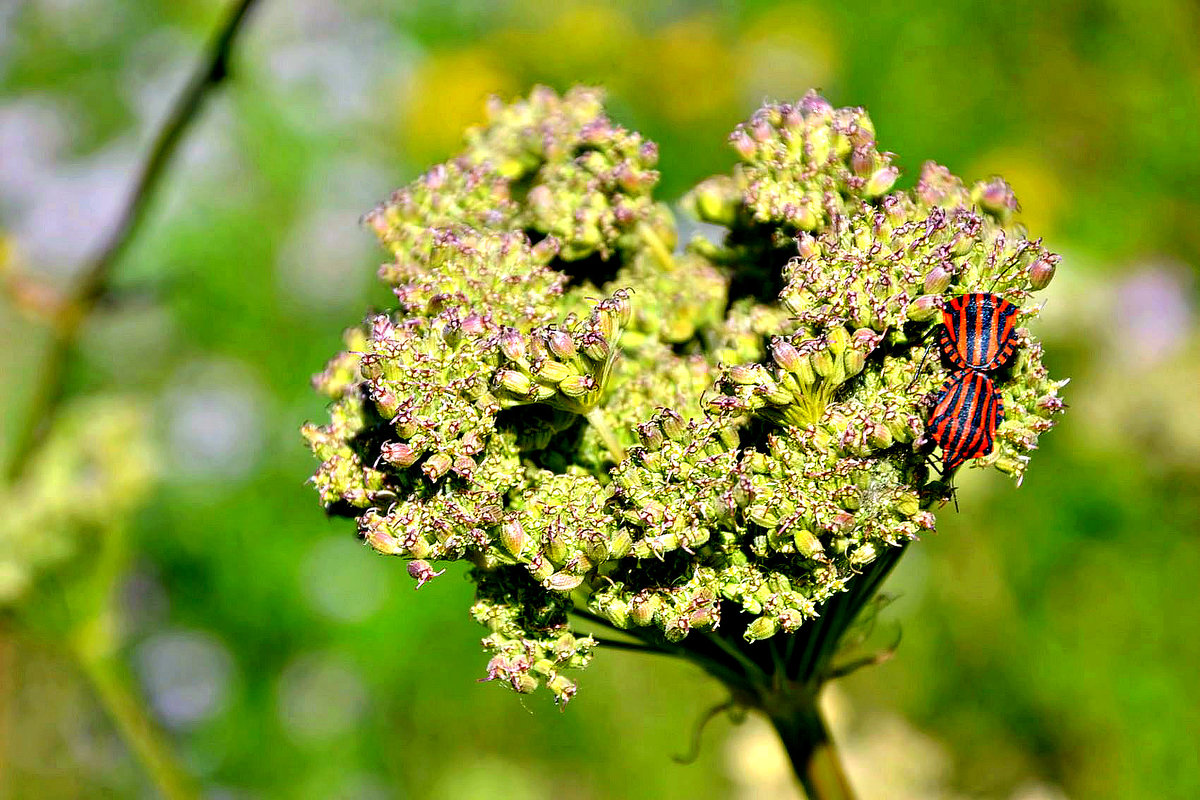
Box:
[938, 292, 1021, 372]
[927, 369, 1004, 471]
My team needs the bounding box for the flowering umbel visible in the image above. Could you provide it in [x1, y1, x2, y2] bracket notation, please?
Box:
[302, 87, 1065, 707]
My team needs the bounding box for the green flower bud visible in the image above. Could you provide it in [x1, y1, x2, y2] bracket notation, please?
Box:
[659, 409, 686, 441]
[794, 530, 825, 560]
[534, 359, 574, 384]
[745, 616, 778, 642]
[558, 374, 595, 398]
[498, 369, 533, 397]
[422, 453, 452, 481]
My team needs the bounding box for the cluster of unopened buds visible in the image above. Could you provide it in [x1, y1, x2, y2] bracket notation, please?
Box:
[303, 86, 1066, 705]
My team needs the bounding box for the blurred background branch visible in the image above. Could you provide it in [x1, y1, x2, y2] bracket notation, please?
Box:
[3, 0, 261, 484]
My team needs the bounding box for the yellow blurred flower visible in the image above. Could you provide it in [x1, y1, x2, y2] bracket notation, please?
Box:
[495, 6, 640, 89]
[399, 48, 518, 167]
[967, 149, 1064, 237]
[735, 4, 840, 104]
[637, 15, 739, 125]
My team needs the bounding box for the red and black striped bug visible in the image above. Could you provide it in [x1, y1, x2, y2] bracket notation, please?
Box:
[927, 369, 1004, 471]
[938, 292, 1021, 372]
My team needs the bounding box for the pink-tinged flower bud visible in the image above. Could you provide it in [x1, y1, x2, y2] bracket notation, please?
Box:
[924, 264, 953, 294]
[770, 337, 802, 373]
[452, 455, 476, 479]
[407, 560, 445, 589]
[906, 294, 941, 322]
[366, 528, 401, 555]
[799, 90, 833, 118]
[639, 141, 659, 165]
[629, 595, 657, 627]
[580, 332, 611, 363]
[750, 116, 772, 142]
[730, 128, 756, 160]
[866, 422, 893, 449]
[371, 314, 395, 340]
[499, 328, 526, 362]
[547, 329, 576, 359]
[976, 176, 1018, 218]
[851, 147, 875, 177]
[609, 288, 634, 327]
[531, 235, 561, 262]
[865, 165, 899, 197]
[380, 441, 419, 468]
[1036, 393, 1066, 414]
[829, 511, 855, 533]
[372, 385, 400, 418]
[500, 518, 526, 556]
[1028, 257, 1056, 290]
[796, 233, 820, 259]
[527, 184, 554, 213]
[727, 364, 762, 385]
[558, 375, 595, 398]
[422, 453, 452, 481]
[636, 421, 665, 451]
[460, 313, 487, 335]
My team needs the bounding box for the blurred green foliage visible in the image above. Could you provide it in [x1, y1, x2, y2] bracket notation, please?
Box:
[2, 0, 1199, 798]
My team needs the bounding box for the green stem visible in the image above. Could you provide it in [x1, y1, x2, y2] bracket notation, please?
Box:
[639, 224, 676, 271]
[72, 633, 199, 800]
[585, 407, 627, 464]
[769, 698, 856, 800]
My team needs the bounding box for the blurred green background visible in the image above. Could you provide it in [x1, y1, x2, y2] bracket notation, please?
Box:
[2, 0, 1199, 797]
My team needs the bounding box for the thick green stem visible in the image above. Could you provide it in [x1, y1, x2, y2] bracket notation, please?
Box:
[769, 699, 856, 800]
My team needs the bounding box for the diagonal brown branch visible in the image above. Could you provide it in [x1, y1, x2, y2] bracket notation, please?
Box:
[4, 0, 262, 483]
